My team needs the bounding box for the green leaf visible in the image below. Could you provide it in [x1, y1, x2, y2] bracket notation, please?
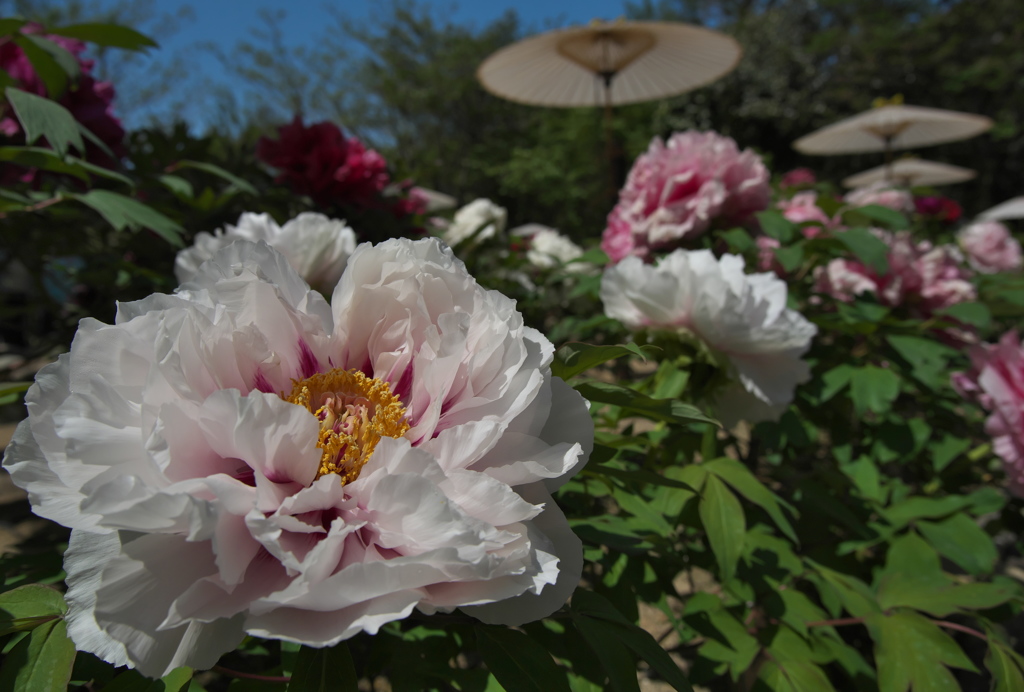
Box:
[817, 364, 854, 402]
[774, 243, 805, 273]
[0, 584, 67, 636]
[886, 334, 959, 389]
[703, 457, 798, 543]
[0, 19, 27, 35]
[917, 513, 997, 575]
[5, 87, 84, 158]
[476, 625, 570, 692]
[574, 381, 717, 426]
[158, 174, 194, 198]
[70, 190, 184, 246]
[0, 618, 76, 692]
[177, 160, 258, 195]
[882, 495, 972, 530]
[848, 204, 909, 230]
[929, 435, 971, 473]
[64, 156, 133, 186]
[987, 638, 1024, 692]
[49, 23, 158, 51]
[757, 210, 796, 243]
[698, 474, 745, 582]
[935, 302, 991, 329]
[810, 563, 879, 618]
[96, 667, 193, 692]
[13, 35, 80, 99]
[571, 590, 693, 692]
[0, 382, 32, 408]
[866, 610, 976, 692]
[287, 644, 358, 692]
[839, 456, 884, 504]
[719, 228, 754, 253]
[836, 227, 890, 274]
[552, 343, 655, 381]
[754, 659, 836, 692]
[613, 488, 674, 535]
[849, 365, 900, 415]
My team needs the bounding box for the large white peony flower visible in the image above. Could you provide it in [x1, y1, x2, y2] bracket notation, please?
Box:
[601, 249, 817, 424]
[175, 212, 357, 293]
[4, 238, 592, 677]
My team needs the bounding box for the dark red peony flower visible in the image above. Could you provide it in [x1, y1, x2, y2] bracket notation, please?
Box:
[914, 195, 962, 224]
[257, 116, 391, 207]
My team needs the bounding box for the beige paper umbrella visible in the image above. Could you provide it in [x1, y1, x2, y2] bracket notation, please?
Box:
[477, 19, 742, 109]
[979, 196, 1024, 221]
[793, 104, 993, 159]
[842, 158, 976, 189]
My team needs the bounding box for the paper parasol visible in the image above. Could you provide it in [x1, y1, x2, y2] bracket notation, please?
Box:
[842, 158, 976, 188]
[476, 19, 742, 109]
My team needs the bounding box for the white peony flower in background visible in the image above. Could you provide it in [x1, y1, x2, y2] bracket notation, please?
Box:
[174, 212, 357, 293]
[843, 182, 914, 214]
[440, 198, 507, 247]
[4, 238, 592, 678]
[601, 249, 817, 425]
[514, 224, 593, 273]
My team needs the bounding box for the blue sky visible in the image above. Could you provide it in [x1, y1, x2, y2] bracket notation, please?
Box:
[103, 0, 638, 131]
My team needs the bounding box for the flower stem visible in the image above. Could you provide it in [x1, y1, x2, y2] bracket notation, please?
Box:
[805, 615, 989, 642]
[212, 665, 290, 683]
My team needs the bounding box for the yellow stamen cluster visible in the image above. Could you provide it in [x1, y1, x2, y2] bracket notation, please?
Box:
[283, 369, 409, 484]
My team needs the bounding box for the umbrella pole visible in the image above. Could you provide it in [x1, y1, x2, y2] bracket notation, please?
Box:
[884, 135, 894, 183]
[602, 73, 622, 203]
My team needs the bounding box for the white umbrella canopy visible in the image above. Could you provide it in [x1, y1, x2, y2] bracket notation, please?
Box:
[842, 158, 976, 188]
[476, 20, 742, 108]
[793, 104, 993, 156]
[979, 196, 1024, 221]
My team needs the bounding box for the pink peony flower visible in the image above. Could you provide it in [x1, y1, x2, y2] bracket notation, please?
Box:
[0, 24, 124, 167]
[601, 130, 770, 262]
[844, 182, 914, 214]
[780, 168, 816, 188]
[3, 238, 592, 677]
[814, 230, 975, 315]
[776, 192, 837, 236]
[958, 221, 1022, 274]
[257, 117, 390, 208]
[952, 330, 1024, 496]
[756, 236, 783, 274]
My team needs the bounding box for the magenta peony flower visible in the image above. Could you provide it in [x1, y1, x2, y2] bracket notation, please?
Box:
[601, 130, 770, 262]
[257, 117, 390, 208]
[0, 24, 124, 166]
[814, 230, 975, 316]
[843, 183, 914, 214]
[952, 331, 1024, 496]
[915, 195, 962, 224]
[780, 168, 816, 188]
[958, 221, 1022, 274]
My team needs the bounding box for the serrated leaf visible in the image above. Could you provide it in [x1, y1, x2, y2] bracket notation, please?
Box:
[70, 190, 183, 246]
[613, 488, 674, 535]
[917, 513, 997, 575]
[0, 618, 76, 692]
[49, 23, 158, 51]
[987, 639, 1024, 692]
[14, 35, 80, 99]
[849, 365, 900, 415]
[476, 625, 570, 692]
[5, 87, 84, 157]
[177, 160, 257, 195]
[553, 343, 655, 380]
[810, 563, 879, 618]
[704, 457, 798, 543]
[935, 302, 991, 329]
[287, 644, 358, 692]
[574, 381, 717, 426]
[867, 610, 976, 692]
[97, 666, 192, 692]
[757, 210, 796, 243]
[754, 658, 836, 692]
[699, 474, 745, 582]
[571, 591, 693, 691]
[849, 204, 909, 230]
[158, 174, 194, 198]
[836, 227, 890, 274]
